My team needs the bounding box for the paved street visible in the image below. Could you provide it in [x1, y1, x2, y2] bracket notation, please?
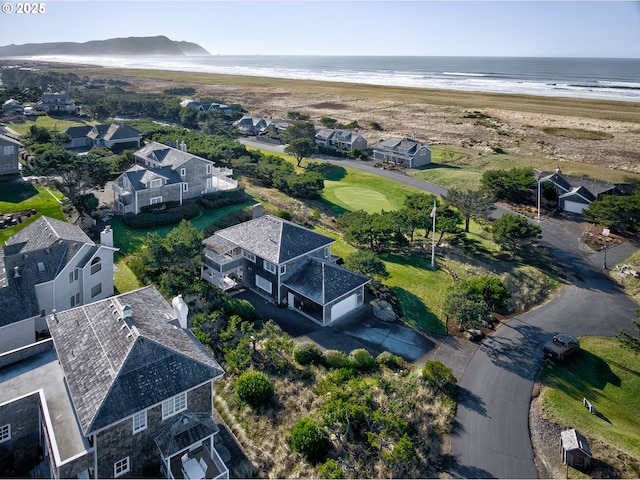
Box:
[236, 137, 640, 478]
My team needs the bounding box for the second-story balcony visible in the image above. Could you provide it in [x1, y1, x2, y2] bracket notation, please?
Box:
[201, 250, 244, 273]
[112, 183, 132, 197]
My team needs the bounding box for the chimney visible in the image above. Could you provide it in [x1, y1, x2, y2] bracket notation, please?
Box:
[172, 295, 189, 329]
[100, 225, 114, 248]
[252, 203, 264, 219]
[180, 141, 187, 152]
[556, 166, 562, 174]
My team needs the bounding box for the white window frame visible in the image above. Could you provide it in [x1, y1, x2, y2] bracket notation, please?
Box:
[183, 183, 188, 193]
[150, 196, 163, 205]
[114, 457, 130, 477]
[90, 257, 101, 275]
[0, 424, 10, 443]
[242, 251, 256, 262]
[69, 271, 74, 283]
[255, 275, 272, 294]
[162, 392, 187, 420]
[70, 292, 80, 307]
[324, 246, 330, 258]
[150, 178, 162, 188]
[280, 264, 286, 275]
[132, 410, 147, 434]
[206, 164, 212, 175]
[263, 260, 276, 274]
[91, 283, 102, 298]
[3, 145, 15, 155]
[180, 167, 186, 177]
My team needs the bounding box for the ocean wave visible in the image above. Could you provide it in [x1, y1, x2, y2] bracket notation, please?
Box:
[13, 55, 640, 103]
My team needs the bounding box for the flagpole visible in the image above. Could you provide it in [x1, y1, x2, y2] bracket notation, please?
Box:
[431, 199, 436, 269]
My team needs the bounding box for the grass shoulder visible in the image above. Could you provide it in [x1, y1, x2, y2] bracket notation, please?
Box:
[535, 336, 640, 478]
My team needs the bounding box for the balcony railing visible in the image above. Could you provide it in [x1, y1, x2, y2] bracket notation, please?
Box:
[168, 445, 229, 479]
[112, 183, 132, 196]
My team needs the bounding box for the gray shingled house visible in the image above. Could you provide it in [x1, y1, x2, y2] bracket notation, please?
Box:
[0, 217, 117, 354]
[65, 124, 142, 151]
[0, 133, 21, 176]
[112, 142, 237, 215]
[534, 168, 629, 215]
[315, 128, 368, 151]
[371, 137, 432, 168]
[0, 286, 229, 479]
[201, 215, 370, 325]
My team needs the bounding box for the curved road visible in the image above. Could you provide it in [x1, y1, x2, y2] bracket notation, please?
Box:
[239, 137, 639, 478]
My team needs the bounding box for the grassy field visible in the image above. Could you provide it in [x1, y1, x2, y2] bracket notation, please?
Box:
[7, 115, 97, 136]
[412, 148, 640, 191]
[539, 336, 640, 476]
[113, 257, 143, 294]
[0, 182, 65, 244]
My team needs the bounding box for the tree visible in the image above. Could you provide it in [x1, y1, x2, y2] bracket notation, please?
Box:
[585, 192, 640, 234]
[281, 121, 316, 144]
[446, 187, 495, 232]
[284, 137, 317, 167]
[422, 360, 457, 397]
[284, 170, 324, 198]
[343, 250, 389, 279]
[617, 310, 640, 353]
[463, 276, 511, 312]
[443, 276, 509, 330]
[492, 214, 541, 255]
[481, 168, 535, 203]
[433, 205, 463, 245]
[28, 146, 111, 215]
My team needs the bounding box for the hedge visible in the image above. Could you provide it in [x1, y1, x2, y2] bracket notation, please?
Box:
[122, 202, 200, 229]
[197, 188, 248, 211]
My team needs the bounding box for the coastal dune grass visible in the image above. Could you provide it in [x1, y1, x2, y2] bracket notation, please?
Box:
[539, 336, 640, 476]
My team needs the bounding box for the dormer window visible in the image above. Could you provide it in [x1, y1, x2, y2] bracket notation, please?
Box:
[180, 168, 186, 177]
[150, 178, 162, 188]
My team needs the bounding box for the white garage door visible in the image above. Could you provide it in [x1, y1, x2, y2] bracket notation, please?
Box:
[564, 200, 587, 214]
[331, 294, 357, 321]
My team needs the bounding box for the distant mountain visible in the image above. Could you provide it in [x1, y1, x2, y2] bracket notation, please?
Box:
[0, 35, 210, 57]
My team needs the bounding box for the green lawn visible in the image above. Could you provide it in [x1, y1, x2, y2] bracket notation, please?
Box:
[0, 183, 65, 244]
[381, 253, 451, 334]
[8, 115, 97, 136]
[109, 199, 256, 256]
[539, 337, 640, 463]
[113, 257, 143, 294]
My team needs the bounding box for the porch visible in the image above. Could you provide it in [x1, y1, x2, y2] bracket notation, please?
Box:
[167, 444, 228, 480]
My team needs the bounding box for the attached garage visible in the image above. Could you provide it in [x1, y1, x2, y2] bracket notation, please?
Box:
[331, 294, 357, 321]
[563, 200, 589, 214]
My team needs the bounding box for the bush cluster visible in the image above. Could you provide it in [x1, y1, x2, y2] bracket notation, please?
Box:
[376, 351, 405, 369]
[293, 341, 322, 365]
[235, 370, 274, 408]
[289, 418, 332, 462]
[197, 188, 248, 211]
[122, 202, 200, 229]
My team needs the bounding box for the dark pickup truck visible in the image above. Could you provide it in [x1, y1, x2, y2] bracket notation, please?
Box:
[543, 333, 580, 361]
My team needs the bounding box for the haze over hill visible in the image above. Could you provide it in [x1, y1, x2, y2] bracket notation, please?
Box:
[0, 36, 210, 57]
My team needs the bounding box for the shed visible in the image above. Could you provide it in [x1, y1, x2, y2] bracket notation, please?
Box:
[561, 428, 592, 470]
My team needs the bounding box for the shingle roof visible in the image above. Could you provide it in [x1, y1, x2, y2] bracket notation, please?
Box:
[65, 125, 92, 140]
[155, 413, 219, 457]
[283, 257, 370, 305]
[204, 215, 334, 264]
[87, 123, 142, 142]
[561, 429, 592, 457]
[135, 142, 213, 170]
[123, 164, 181, 191]
[0, 217, 93, 325]
[0, 134, 22, 146]
[46, 286, 224, 435]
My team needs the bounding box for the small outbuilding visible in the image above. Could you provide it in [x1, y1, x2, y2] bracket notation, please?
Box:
[561, 428, 592, 470]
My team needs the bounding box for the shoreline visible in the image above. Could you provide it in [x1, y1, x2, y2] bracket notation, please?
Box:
[18, 60, 640, 172]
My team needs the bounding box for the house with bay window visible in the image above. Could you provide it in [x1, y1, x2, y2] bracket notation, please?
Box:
[0, 216, 117, 354]
[0, 285, 229, 479]
[201, 214, 370, 325]
[112, 142, 237, 215]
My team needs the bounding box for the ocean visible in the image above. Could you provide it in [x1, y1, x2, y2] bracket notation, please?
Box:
[22, 55, 640, 103]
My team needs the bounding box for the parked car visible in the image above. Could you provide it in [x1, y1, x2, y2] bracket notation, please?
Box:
[543, 333, 580, 361]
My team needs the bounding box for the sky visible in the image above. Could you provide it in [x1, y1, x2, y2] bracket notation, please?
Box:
[1, 1, 639, 58]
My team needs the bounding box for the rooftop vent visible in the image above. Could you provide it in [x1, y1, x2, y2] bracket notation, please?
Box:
[13, 266, 20, 278]
[37, 262, 45, 272]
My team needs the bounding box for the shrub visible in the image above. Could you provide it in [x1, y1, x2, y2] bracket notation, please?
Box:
[376, 351, 405, 369]
[317, 458, 345, 479]
[198, 188, 248, 211]
[235, 370, 274, 407]
[293, 341, 322, 365]
[422, 360, 457, 397]
[289, 418, 332, 462]
[321, 349, 351, 369]
[223, 298, 257, 321]
[122, 203, 200, 229]
[348, 349, 375, 370]
[276, 210, 292, 221]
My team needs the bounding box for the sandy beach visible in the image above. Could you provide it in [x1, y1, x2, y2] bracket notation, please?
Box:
[60, 63, 640, 174]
